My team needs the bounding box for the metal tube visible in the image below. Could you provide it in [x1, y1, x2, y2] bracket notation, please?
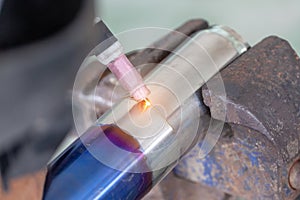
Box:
[43, 25, 248, 200]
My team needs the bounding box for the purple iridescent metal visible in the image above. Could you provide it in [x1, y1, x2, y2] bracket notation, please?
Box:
[43, 125, 152, 200]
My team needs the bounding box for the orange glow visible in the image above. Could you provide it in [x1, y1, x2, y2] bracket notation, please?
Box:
[141, 98, 151, 111]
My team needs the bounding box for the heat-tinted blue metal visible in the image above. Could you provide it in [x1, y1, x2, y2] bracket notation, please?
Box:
[43, 125, 152, 200]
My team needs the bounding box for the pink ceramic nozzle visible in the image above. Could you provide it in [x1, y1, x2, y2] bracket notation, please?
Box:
[107, 54, 150, 101]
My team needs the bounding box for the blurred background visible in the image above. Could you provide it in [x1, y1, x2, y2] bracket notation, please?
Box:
[1, 1, 300, 199]
[96, 0, 300, 53]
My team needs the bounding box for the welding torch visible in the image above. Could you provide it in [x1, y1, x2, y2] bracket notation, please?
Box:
[95, 20, 150, 102]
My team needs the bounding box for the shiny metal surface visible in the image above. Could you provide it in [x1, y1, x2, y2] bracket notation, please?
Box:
[96, 25, 248, 171]
[46, 25, 249, 200]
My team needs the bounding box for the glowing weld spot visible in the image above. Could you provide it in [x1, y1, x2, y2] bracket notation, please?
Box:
[141, 98, 151, 112]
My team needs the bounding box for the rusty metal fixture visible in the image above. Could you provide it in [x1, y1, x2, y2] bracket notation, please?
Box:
[144, 172, 228, 200]
[289, 160, 300, 190]
[175, 36, 300, 199]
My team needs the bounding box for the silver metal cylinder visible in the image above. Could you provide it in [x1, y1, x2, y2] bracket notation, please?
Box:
[93, 25, 249, 172]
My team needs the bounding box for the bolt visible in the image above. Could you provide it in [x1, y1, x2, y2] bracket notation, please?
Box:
[289, 160, 300, 190]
